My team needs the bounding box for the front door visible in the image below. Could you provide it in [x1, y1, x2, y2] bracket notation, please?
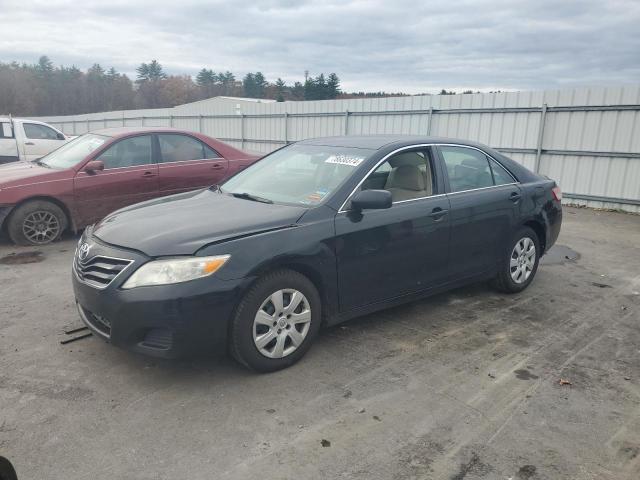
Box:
[156, 133, 229, 195]
[74, 134, 159, 225]
[335, 148, 451, 312]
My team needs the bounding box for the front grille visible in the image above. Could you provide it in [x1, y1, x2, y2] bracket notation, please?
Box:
[74, 255, 133, 289]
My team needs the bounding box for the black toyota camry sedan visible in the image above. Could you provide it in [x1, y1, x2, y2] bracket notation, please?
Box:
[72, 135, 562, 372]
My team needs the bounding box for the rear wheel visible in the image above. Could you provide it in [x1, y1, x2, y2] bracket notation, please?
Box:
[7, 200, 68, 246]
[491, 226, 540, 293]
[229, 269, 321, 372]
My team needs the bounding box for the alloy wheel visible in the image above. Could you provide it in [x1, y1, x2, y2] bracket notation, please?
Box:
[253, 289, 312, 358]
[510, 237, 536, 284]
[22, 211, 60, 244]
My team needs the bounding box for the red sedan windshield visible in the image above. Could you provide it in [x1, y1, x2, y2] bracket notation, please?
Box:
[39, 134, 108, 169]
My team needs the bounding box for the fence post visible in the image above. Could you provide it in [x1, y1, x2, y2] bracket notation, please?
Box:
[73, 120, 77, 135]
[427, 106, 434, 135]
[344, 110, 350, 135]
[103, 118, 107, 128]
[534, 103, 548, 173]
[240, 114, 245, 149]
[169, 115, 174, 127]
[86, 119, 90, 133]
[141, 116, 145, 127]
[283, 112, 288, 144]
[198, 114, 203, 133]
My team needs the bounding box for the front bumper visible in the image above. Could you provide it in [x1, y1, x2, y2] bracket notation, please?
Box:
[72, 236, 249, 358]
[0, 205, 14, 231]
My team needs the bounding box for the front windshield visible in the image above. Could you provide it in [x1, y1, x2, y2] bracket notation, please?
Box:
[39, 133, 108, 169]
[221, 144, 374, 206]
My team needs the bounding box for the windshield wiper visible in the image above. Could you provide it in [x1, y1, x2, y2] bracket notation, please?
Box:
[33, 159, 51, 168]
[230, 192, 274, 204]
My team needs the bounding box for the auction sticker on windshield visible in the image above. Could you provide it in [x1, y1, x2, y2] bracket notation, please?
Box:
[325, 154, 365, 167]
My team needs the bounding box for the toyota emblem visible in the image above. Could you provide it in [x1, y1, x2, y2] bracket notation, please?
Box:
[78, 242, 92, 261]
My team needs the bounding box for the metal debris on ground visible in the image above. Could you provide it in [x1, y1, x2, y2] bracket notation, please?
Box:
[60, 332, 92, 345]
[558, 378, 572, 386]
[63, 326, 89, 335]
[321, 439, 331, 447]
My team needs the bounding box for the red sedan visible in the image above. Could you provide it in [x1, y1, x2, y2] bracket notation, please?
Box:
[0, 127, 260, 245]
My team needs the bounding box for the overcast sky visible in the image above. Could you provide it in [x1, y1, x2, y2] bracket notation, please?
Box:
[1, 0, 639, 93]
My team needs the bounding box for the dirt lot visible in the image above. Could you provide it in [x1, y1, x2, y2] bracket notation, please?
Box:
[0, 206, 639, 480]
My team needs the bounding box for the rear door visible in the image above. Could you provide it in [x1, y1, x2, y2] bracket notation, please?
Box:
[436, 145, 521, 279]
[156, 133, 228, 196]
[20, 122, 66, 161]
[74, 134, 159, 225]
[0, 121, 19, 164]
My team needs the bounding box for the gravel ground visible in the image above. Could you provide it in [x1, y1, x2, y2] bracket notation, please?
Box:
[0, 206, 639, 480]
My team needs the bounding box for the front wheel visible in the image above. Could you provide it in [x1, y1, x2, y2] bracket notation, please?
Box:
[491, 226, 540, 293]
[7, 200, 68, 246]
[229, 269, 321, 372]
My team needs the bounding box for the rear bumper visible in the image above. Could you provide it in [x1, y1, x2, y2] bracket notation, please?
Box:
[545, 202, 562, 252]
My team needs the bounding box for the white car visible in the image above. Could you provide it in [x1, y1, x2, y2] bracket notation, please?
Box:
[0, 118, 69, 163]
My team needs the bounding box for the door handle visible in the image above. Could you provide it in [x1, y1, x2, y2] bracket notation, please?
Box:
[210, 163, 224, 170]
[428, 207, 449, 220]
[24, 142, 35, 146]
[509, 192, 522, 202]
[141, 171, 156, 178]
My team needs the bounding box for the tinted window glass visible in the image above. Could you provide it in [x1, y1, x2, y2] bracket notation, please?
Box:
[158, 134, 211, 162]
[204, 144, 220, 159]
[361, 150, 434, 202]
[1, 122, 12, 138]
[24, 123, 59, 140]
[489, 158, 515, 185]
[440, 146, 493, 192]
[97, 135, 152, 169]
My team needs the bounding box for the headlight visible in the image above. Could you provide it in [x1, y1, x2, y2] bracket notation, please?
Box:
[121, 255, 230, 289]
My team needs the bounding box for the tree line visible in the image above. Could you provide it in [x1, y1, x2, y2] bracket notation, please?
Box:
[0, 56, 484, 117]
[0, 56, 345, 116]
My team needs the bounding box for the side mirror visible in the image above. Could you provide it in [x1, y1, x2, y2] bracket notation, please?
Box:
[350, 189, 392, 211]
[57, 132, 66, 140]
[83, 160, 104, 173]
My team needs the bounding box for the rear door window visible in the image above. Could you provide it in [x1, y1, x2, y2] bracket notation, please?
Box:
[23, 123, 60, 140]
[96, 135, 153, 169]
[1, 122, 13, 138]
[158, 134, 219, 162]
[489, 158, 515, 185]
[439, 146, 494, 192]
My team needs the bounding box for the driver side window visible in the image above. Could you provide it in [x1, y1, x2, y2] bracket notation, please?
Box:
[361, 150, 435, 203]
[96, 135, 153, 169]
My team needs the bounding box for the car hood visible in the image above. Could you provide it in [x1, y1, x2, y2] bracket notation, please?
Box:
[0, 161, 67, 187]
[93, 189, 307, 256]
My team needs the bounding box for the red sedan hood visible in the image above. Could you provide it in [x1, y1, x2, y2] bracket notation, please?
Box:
[0, 162, 69, 187]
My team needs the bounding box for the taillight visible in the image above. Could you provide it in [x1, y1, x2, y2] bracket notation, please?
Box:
[552, 186, 562, 202]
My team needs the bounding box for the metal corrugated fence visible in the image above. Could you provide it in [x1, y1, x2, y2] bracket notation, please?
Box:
[30, 86, 640, 212]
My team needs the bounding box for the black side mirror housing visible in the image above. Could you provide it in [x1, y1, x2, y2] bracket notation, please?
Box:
[350, 189, 392, 211]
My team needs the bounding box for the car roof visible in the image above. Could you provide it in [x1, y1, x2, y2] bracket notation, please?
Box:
[297, 135, 491, 150]
[88, 126, 199, 138]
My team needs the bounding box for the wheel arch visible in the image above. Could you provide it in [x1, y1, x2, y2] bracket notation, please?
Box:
[522, 218, 546, 254]
[7, 196, 74, 233]
[246, 259, 335, 325]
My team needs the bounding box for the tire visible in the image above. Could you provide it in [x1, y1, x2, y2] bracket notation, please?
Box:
[229, 269, 321, 372]
[7, 200, 68, 246]
[491, 226, 541, 294]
